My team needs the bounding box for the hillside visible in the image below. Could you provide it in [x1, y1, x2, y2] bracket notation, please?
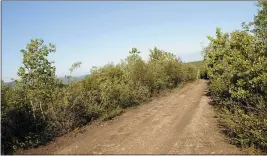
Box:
[3, 75, 89, 87]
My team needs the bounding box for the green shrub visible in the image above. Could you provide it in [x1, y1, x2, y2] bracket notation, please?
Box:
[1, 43, 198, 154]
[219, 106, 267, 152]
[203, 2, 267, 153]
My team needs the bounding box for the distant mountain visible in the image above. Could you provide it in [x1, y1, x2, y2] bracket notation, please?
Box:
[3, 81, 17, 87]
[58, 75, 88, 84]
[3, 75, 89, 87]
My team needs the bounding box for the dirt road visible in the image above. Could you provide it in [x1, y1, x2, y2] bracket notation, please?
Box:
[18, 80, 245, 154]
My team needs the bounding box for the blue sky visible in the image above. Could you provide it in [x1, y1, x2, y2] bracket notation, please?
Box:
[2, 2, 257, 82]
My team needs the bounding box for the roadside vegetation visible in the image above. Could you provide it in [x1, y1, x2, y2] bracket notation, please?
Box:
[185, 61, 207, 79]
[1, 41, 199, 154]
[3, 2, 265, 155]
[203, 1, 267, 153]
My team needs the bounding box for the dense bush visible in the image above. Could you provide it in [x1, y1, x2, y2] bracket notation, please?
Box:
[184, 61, 208, 80]
[1, 41, 198, 154]
[203, 2, 267, 153]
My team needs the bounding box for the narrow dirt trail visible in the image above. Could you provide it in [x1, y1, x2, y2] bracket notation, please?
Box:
[18, 80, 245, 154]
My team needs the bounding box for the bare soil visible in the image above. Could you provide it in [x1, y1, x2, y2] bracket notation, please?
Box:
[17, 80, 246, 154]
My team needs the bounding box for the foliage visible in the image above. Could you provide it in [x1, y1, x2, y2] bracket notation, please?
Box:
[219, 104, 267, 153]
[1, 41, 198, 154]
[185, 61, 208, 79]
[203, 1, 267, 153]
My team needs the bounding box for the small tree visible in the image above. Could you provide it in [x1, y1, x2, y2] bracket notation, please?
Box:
[17, 39, 57, 119]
